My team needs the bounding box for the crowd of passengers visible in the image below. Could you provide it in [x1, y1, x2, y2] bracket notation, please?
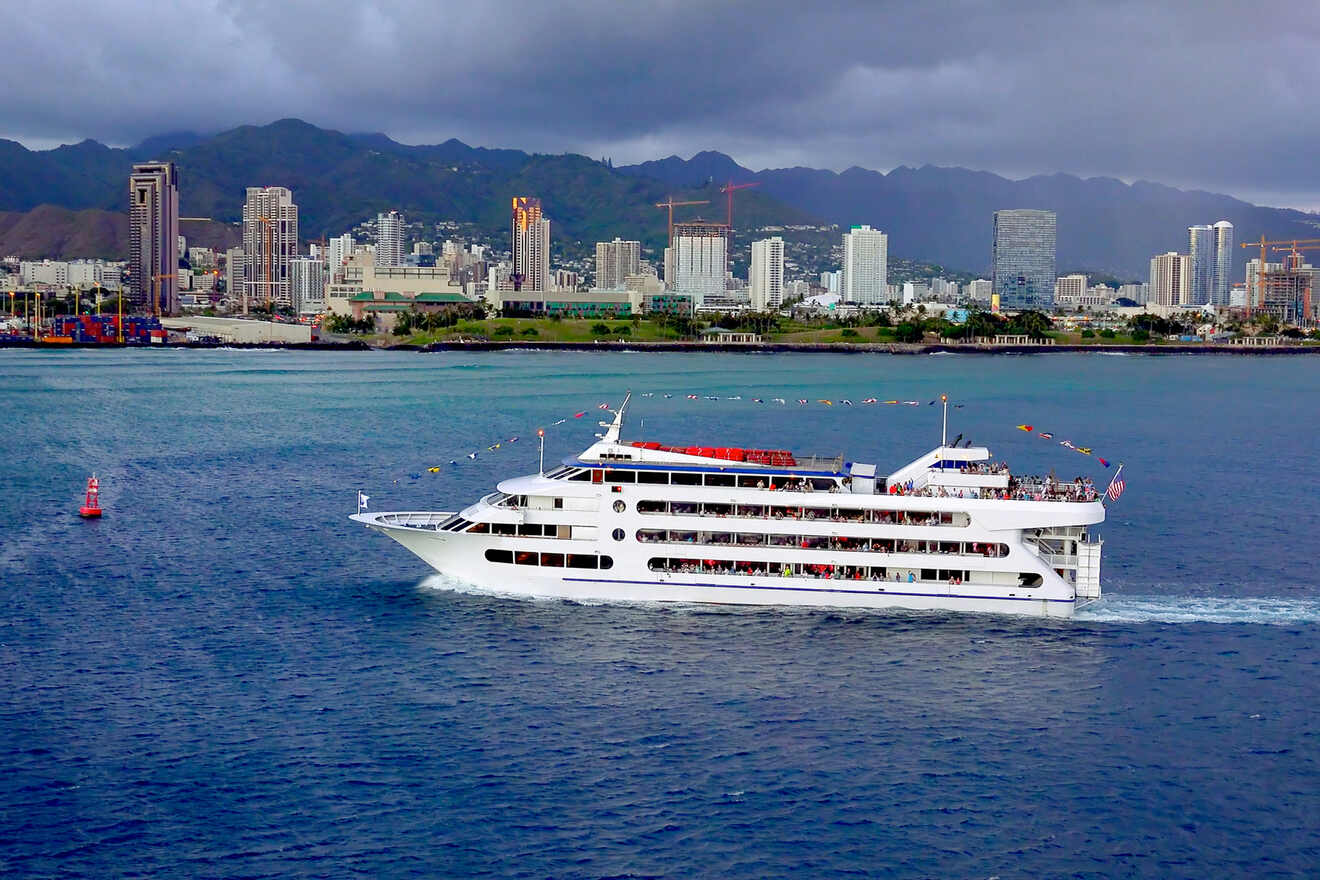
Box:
[957, 462, 1011, 475]
[660, 504, 953, 526]
[637, 531, 1005, 557]
[904, 475, 1098, 502]
[650, 559, 965, 584]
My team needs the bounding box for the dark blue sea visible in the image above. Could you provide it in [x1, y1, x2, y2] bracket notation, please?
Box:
[2, 349, 1317, 878]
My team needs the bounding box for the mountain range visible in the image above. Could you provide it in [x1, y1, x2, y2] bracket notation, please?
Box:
[1, 118, 1316, 279]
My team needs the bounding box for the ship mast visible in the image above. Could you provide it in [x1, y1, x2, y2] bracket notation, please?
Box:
[597, 391, 631, 443]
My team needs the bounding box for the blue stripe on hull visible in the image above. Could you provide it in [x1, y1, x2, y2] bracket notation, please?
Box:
[563, 577, 1075, 604]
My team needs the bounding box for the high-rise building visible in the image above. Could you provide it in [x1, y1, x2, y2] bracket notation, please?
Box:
[288, 257, 326, 313]
[225, 247, 244, 298]
[594, 238, 641, 290]
[965, 279, 992, 302]
[1149, 252, 1192, 306]
[510, 197, 550, 292]
[1187, 224, 1215, 304]
[669, 222, 728, 307]
[749, 236, 785, 310]
[128, 161, 180, 315]
[840, 224, 888, 305]
[376, 211, 405, 267]
[1212, 220, 1234, 305]
[1054, 273, 1088, 305]
[1258, 253, 1312, 324]
[1245, 258, 1283, 311]
[992, 210, 1056, 310]
[328, 234, 354, 280]
[241, 187, 299, 312]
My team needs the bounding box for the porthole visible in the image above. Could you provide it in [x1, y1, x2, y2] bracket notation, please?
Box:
[612, 528, 626, 541]
[612, 499, 626, 513]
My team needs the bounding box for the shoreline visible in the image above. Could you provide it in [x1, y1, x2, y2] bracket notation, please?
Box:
[1, 338, 1317, 356]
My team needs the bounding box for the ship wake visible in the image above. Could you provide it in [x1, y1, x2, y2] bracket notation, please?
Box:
[1076, 595, 1320, 625]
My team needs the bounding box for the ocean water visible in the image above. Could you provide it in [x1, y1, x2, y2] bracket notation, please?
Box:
[1, 348, 1316, 878]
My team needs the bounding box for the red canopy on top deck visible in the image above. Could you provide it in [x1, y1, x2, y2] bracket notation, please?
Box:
[630, 441, 796, 466]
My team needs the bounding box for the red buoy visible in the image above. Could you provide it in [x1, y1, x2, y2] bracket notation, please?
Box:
[79, 475, 102, 518]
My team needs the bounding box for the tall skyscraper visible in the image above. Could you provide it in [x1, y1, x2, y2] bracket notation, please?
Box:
[840, 224, 888, 305]
[1149, 251, 1191, 306]
[510, 197, 550, 292]
[594, 238, 641, 290]
[992, 209, 1056, 309]
[669, 222, 728, 307]
[1212, 220, 1234, 305]
[375, 211, 405, 267]
[328, 234, 354, 280]
[1187, 224, 1215, 304]
[128, 161, 179, 315]
[749, 236, 785, 310]
[242, 187, 299, 312]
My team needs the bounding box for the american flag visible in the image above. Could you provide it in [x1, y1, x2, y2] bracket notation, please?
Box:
[1105, 465, 1126, 503]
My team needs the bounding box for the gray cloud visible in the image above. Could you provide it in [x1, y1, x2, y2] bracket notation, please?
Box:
[4, 0, 1320, 207]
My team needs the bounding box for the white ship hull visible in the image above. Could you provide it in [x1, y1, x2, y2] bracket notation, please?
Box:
[354, 507, 1093, 619]
[353, 395, 1107, 620]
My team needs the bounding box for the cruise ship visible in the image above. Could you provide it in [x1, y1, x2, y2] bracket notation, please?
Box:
[352, 395, 1106, 618]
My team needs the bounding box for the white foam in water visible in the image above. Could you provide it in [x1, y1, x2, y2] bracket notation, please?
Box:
[1077, 595, 1320, 625]
[417, 574, 1320, 624]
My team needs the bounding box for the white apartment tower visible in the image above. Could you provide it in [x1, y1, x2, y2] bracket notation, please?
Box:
[128, 161, 180, 315]
[376, 211, 405, 267]
[1149, 252, 1192, 306]
[841, 225, 888, 305]
[328, 234, 354, 280]
[749, 236, 785, 310]
[1054, 273, 1088, 304]
[241, 186, 299, 312]
[669, 223, 728, 307]
[595, 238, 641, 290]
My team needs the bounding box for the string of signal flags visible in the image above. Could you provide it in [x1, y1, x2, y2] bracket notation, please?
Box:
[388, 391, 1111, 483]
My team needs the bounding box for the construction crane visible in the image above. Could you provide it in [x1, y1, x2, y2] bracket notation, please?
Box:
[654, 197, 711, 243]
[1240, 236, 1320, 315]
[1269, 242, 1320, 323]
[719, 180, 760, 228]
[150, 272, 178, 320]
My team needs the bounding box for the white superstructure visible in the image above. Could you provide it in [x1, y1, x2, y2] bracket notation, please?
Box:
[353, 396, 1107, 618]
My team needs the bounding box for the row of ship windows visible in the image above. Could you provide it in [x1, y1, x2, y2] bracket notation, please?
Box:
[647, 557, 1044, 588]
[564, 469, 842, 491]
[484, 549, 614, 569]
[468, 522, 571, 538]
[635, 500, 969, 527]
[635, 530, 1010, 557]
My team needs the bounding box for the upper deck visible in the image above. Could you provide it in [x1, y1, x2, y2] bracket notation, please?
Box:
[562, 396, 1098, 504]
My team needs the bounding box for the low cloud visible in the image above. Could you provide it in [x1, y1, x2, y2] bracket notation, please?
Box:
[4, 0, 1318, 206]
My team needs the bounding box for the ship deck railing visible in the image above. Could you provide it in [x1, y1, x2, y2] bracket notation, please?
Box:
[907, 478, 1098, 503]
[375, 512, 457, 530]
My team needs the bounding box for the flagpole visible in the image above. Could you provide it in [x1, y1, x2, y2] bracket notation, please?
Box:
[538, 428, 545, 475]
[940, 393, 948, 447]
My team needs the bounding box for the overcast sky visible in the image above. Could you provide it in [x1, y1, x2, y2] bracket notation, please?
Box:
[6, 0, 1320, 208]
